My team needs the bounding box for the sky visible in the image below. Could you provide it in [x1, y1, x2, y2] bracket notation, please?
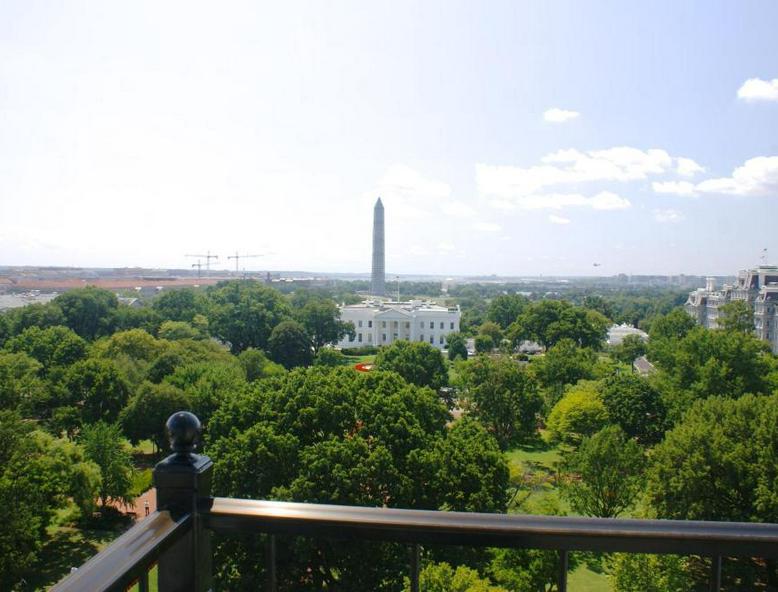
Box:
[1, 1, 777, 276]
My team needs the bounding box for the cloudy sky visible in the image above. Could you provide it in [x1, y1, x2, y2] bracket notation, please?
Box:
[1, 1, 777, 276]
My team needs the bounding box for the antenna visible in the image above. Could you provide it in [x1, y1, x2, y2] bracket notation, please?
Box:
[226, 252, 267, 274]
[761, 247, 768, 265]
[185, 251, 219, 272]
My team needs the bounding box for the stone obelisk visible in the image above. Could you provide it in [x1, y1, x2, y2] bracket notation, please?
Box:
[371, 197, 386, 296]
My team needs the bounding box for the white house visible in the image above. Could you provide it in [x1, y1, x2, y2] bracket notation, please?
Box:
[338, 300, 461, 350]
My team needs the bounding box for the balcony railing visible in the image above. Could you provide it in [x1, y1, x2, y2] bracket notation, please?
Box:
[51, 412, 778, 592]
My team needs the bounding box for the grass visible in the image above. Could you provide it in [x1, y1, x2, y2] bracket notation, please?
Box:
[568, 561, 610, 591]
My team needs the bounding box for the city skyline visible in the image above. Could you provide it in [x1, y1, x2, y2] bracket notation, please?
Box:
[1, 1, 777, 276]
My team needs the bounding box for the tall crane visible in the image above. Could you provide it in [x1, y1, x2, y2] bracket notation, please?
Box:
[191, 260, 204, 278]
[226, 252, 266, 274]
[185, 251, 219, 273]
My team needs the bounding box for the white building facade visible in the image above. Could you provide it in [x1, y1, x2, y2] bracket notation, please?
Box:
[337, 300, 461, 350]
[685, 266, 778, 353]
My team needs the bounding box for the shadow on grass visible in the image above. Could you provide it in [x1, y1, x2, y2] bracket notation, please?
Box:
[516, 436, 554, 453]
[22, 509, 133, 591]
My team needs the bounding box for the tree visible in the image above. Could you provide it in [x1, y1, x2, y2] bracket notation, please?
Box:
[546, 381, 609, 445]
[610, 554, 694, 592]
[0, 411, 100, 589]
[610, 333, 647, 364]
[647, 395, 778, 588]
[478, 321, 503, 344]
[8, 302, 65, 333]
[374, 340, 449, 391]
[206, 366, 504, 590]
[54, 286, 118, 339]
[157, 320, 203, 341]
[487, 294, 529, 330]
[120, 382, 192, 451]
[409, 562, 507, 592]
[446, 331, 468, 361]
[718, 299, 754, 333]
[508, 300, 609, 350]
[206, 280, 291, 353]
[0, 351, 46, 414]
[80, 422, 135, 507]
[646, 308, 696, 367]
[582, 294, 614, 320]
[296, 297, 354, 353]
[456, 355, 542, 449]
[268, 320, 313, 369]
[561, 426, 644, 517]
[152, 288, 205, 322]
[313, 348, 347, 367]
[599, 373, 666, 445]
[529, 338, 597, 404]
[111, 304, 162, 334]
[64, 358, 131, 424]
[4, 325, 87, 373]
[474, 334, 494, 354]
[238, 347, 286, 380]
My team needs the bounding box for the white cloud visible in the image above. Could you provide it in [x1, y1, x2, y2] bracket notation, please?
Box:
[737, 78, 778, 102]
[676, 157, 705, 177]
[548, 214, 571, 224]
[441, 201, 476, 218]
[652, 180, 697, 196]
[377, 164, 451, 201]
[543, 108, 580, 123]
[653, 209, 684, 223]
[476, 146, 693, 197]
[696, 156, 778, 196]
[474, 221, 502, 232]
[487, 190, 631, 211]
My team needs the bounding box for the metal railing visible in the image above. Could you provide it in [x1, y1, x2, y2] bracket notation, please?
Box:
[51, 412, 778, 592]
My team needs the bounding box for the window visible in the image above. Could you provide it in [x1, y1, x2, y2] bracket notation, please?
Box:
[368, 333, 373, 343]
[429, 336, 434, 344]
[382, 321, 386, 328]
[440, 322, 444, 329]
[420, 334, 424, 341]
[450, 322, 454, 330]
[393, 333, 398, 340]
[440, 335, 444, 344]
[358, 333, 363, 343]
[349, 334, 355, 342]
[358, 320, 363, 327]
[368, 320, 373, 328]
[404, 322, 410, 329]
[429, 321, 434, 329]
[420, 322, 424, 329]
[382, 333, 387, 342]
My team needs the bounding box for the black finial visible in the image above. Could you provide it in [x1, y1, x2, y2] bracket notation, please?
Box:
[166, 411, 201, 454]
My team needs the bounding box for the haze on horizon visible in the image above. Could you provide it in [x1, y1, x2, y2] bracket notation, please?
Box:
[1, 1, 777, 277]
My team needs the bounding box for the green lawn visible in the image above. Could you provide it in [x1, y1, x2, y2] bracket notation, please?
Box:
[568, 562, 609, 591]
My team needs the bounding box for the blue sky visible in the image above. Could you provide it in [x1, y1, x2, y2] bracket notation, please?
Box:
[1, 1, 777, 276]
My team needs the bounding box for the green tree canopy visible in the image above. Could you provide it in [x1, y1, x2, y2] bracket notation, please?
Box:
[206, 280, 291, 353]
[7, 302, 65, 334]
[409, 562, 507, 592]
[610, 333, 647, 364]
[268, 320, 314, 369]
[4, 325, 87, 373]
[152, 287, 206, 322]
[561, 425, 644, 517]
[238, 347, 287, 380]
[446, 331, 468, 361]
[120, 382, 192, 451]
[486, 294, 529, 330]
[80, 421, 135, 507]
[529, 338, 597, 404]
[546, 381, 609, 445]
[508, 300, 609, 349]
[717, 299, 754, 333]
[64, 357, 131, 424]
[456, 355, 542, 449]
[374, 340, 449, 391]
[599, 373, 666, 445]
[474, 333, 494, 354]
[54, 286, 119, 339]
[295, 297, 354, 353]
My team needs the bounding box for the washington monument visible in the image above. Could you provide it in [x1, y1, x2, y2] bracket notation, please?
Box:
[371, 197, 385, 296]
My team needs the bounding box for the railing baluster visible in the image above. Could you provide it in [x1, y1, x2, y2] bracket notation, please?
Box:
[138, 570, 149, 592]
[409, 544, 420, 592]
[709, 555, 722, 592]
[557, 549, 568, 592]
[265, 534, 277, 592]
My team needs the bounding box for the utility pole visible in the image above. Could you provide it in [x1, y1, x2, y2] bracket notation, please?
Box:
[226, 252, 266, 275]
[185, 252, 219, 274]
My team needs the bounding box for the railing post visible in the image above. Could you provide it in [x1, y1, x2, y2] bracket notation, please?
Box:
[154, 411, 214, 592]
[709, 555, 722, 592]
[557, 549, 568, 592]
[409, 544, 420, 592]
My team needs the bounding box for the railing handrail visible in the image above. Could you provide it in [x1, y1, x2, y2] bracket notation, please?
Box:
[50, 511, 191, 592]
[205, 497, 778, 558]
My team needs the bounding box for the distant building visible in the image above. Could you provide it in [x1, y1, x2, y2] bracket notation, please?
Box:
[685, 265, 778, 353]
[371, 198, 385, 296]
[338, 300, 461, 350]
[632, 355, 656, 376]
[607, 323, 648, 346]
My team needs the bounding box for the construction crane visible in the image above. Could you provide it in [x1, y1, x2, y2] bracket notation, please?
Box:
[226, 252, 266, 274]
[191, 260, 204, 278]
[185, 251, 219, 273]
